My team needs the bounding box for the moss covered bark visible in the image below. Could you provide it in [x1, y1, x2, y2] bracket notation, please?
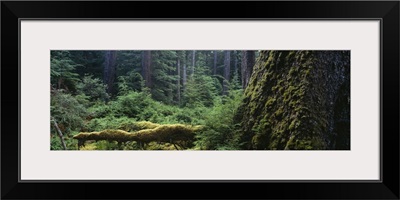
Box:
[73, 122, 203, 149]
[234, 51, 350, 150]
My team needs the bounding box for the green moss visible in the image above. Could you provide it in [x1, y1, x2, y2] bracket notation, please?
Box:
[288, 66, 299, 77]
[251, 133, 267, 149]
[265, 98, 276, 109]
[145, 142, 177, 150]
[118, 121, 160, 132]
[235, 50, 349, 150]
[284, 135, 325, 150]
[73, 123, 203, 149]
[274, 107, 284, 119]
[79, 143, 97, 150]
[288, 120, 296, 130]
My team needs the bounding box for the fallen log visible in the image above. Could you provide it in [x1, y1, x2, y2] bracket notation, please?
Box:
[73, 122, 203, 150]
[118, 121, 160, 132]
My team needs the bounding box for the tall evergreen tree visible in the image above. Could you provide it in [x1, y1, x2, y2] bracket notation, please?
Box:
[142, 51, 152, 88]
[103, 51, 118, 94]
[176, 53, 181, 104]
[223, 50, 231, 95]
[150, 51, 177, 104]
[213, 50, 218, 75]
[191, 50, 196, 76]
[183, 51, 188, 88]
[241, 50, 256, 89]
[50, 51, 81, 92]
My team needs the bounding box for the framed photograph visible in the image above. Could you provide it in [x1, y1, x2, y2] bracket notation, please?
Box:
[2, 1, 399, 199]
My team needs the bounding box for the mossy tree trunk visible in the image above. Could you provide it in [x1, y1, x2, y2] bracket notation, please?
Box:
[234, 51, 350, 150]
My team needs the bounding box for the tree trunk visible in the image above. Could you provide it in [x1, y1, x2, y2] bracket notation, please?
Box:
[182, 51, 187, 90]
[52, 118, 67, 150]
[234, 51, 350, 150]
[183, 63, 187, 88]
[213, 50, 218, 75]
[223, 50, 231, 95]
[103, 51, 117, 94]
[241, 50, 256, 89]
[142, 50, 152, 88]
[234, 51, 238, 75]
[191, 50, 196, 76]
[176, 57, 181, 104]
[57, 77, 63, 90]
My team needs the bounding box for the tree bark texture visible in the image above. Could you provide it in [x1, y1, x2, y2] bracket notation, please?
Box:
[235, 51, 350, 150]
[142, 50, 152, 88]
[176, 58, 181, 104]
[241, 50, 256, 89]
[223, 50, 231, 95]
[103, 50, 117, 94]
[191, 50, 196, 76]
[213, 51, 218, 75]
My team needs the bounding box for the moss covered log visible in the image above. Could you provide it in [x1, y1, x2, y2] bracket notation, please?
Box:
[234, 51, 350, 150]
[73, 122, 203, 149]
[118, 121, 160, 132]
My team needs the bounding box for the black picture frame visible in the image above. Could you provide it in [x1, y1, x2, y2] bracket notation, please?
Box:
[2, 1, 399, 199]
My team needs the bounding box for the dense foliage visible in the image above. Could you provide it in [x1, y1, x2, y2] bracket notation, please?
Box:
[50, 50, 245, 150]
[50, 50, 350, 150]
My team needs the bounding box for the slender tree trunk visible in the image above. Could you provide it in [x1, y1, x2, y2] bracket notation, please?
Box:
[241, 50, 256, 89]
[223, 50, 231, 95]
[142, 50, 152, 88]
[213, 50, 218, 75]
[191, 50, 196, 76]
[182, 51, 187, 90]
[57, 78, 63, 90]
[52, 117, 67, 150]
[206, 51, 212, 71]
[103, 51, 117, 94]
[176, 57, 181, 104]
[234, 51, 238, 75]
[183, 63, 187, 88]
[103, 51, 110, 83]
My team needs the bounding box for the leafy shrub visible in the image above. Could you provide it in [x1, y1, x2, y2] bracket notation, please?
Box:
[112, 91, 154, 118]
[84, 116, 134, 132]
[183, 74, 219, 108]
[51, 90, 88, 135]
[50, 132, 78, 150]
[50, 51, 81, 92]
[50, 136, 64, 150]
[117, 71, 145, 95]
[76, 75, 109, 101]
[194, 90, 243, 150]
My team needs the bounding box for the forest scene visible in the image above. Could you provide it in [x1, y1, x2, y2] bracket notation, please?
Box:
[50, 50, 350, 150]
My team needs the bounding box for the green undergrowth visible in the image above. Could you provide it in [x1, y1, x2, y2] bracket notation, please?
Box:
[51, 88, 244, 150]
